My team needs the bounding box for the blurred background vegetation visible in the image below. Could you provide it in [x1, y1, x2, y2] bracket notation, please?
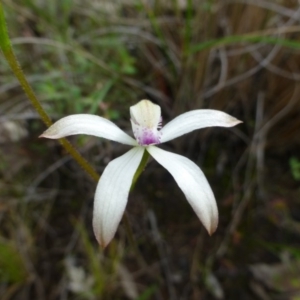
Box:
[1, 0, 300, 299]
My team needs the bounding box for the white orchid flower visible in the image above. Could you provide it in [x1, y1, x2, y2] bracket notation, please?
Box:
[41, 100, 242, 247]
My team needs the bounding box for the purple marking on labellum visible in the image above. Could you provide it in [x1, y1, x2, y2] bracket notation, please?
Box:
[138, 128, 161, 145]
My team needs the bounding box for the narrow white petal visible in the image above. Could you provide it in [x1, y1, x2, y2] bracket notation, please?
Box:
[93, 147, 144, 247]
[40, 114, 137, 146]
[160, 109, 242, 143]
[147, 146, 218, 234]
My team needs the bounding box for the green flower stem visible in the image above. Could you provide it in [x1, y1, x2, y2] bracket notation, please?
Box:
[0, 2, 99, 182]
[131, 149, 150, 191]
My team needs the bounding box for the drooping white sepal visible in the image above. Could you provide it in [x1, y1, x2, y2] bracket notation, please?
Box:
[130, 100, 162, 145]
[93, 147, 144, 247]
[160, 109, 242, 143]
[147, 146, 218, 235]
[40, 114, 138, 146]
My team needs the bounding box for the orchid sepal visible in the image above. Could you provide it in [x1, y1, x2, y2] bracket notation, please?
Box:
[40, 114, 137, 146]
[93, 147, 144, 247]
[160, 109, 242, 143]
[147, 146, 218, 234]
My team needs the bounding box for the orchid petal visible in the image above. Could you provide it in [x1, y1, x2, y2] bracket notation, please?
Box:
[147, 146, 218, 235]
[130, 100, 162, 145]
[40, 114, 137, 146]
[130, 100, 161, 129]
[160, 109, 242, 143]
[93, 147, 144, 247]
